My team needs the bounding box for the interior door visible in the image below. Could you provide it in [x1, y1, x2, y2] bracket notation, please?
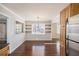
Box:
[0, 20, 6, 43]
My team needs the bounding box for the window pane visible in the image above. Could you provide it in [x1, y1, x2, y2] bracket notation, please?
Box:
[32, 24, 45, 34]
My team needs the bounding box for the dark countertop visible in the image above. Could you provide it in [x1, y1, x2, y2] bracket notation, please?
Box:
[0, 43, 9, 49]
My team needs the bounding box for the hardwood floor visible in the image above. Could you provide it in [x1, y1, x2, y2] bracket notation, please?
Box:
[10, 40, 60, 56]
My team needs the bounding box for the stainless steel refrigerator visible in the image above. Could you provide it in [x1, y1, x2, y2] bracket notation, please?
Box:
[66, 14, 79, 56]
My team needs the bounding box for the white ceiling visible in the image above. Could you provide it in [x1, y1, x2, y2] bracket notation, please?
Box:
[2, 3, 68, 21]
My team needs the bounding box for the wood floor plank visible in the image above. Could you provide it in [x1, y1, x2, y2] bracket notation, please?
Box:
[10, 40, 60, 56]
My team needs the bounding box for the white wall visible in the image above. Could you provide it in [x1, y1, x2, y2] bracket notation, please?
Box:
[0, 4, 25, 53]
[51, 15, 60, 39]
[25, 21, 52, 41]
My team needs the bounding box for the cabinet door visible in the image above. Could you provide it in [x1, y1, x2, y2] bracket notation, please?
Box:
[70, 3, 79, 17]
[2, 46, 9, 56]
[60, 26, 66, 56]
[0, 45, 9, 56]
[60, 9, 66, 56]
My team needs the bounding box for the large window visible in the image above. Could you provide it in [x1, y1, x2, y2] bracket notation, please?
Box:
[32, 23, 45, 34]
[16, 21, 24, 34]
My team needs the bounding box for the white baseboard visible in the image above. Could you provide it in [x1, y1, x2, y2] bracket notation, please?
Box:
[25, 39, 52, 41]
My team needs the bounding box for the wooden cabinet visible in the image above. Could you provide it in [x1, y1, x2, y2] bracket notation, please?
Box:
[65, 6, 70, 18]
[70, 3, 79, 17]
[60, 3, 79, 56]
[60, 9, 67, 56]
[60, 9, 66, 26]
[60, 45, 65, 56]
[0, 45, 9, 56]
